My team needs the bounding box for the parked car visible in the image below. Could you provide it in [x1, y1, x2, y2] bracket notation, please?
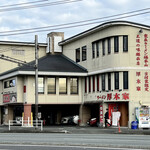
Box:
[61, 115, 79, 125]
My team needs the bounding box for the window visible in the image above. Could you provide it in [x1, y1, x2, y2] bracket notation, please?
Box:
[47, 77, 56, 94]
[108, 38, 111, 54]
[97, 75, 99, 91]
[93, 76, 95, 92]
[76, 48, 80, 62]
[38, 77, 44, 94]
[114, 36, 119, 52]
[70, 77, 78, 94]
[92, 43, 95, 58]
[82, 46, 87, 61]
[96, 42, 99, 57]
[12, 49, 25, 56]
[123, 71, 128, 89]
[108, 73, 111, 90]
[59, 78, 67, 94]
[4, 79, 16, 88]
[123, 36, 128, 52]
[89, 76, 91, 92]
[85, 77, 87, 93]
[102, 74, 105, 91]
[114, 72, 119, 90]
[102, 40, 105, 56]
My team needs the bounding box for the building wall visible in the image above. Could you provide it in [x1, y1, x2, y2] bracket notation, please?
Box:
[0, 44, 46, 74]
[15, 76, 83, 105]
[62, 24, 150, 126]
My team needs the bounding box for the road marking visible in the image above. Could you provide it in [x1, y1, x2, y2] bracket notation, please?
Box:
[0, 144, 147, 150]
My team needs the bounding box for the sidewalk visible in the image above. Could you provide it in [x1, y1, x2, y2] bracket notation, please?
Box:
[1, 125, 150, 135]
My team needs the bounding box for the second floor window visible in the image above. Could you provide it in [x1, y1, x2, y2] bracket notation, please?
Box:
[102, 40, 105, 56]
[108, 38, 111, 54]
[89, 76, 91, 92]
[115, 72, 119, 90]
[38, 77, 44, 94]
[108, 73, 111, 90]
[114, 36, 119, 53]
[123, 35, 128, 52]
[96, 42, 99, 57]
[85, 77, 87, 93]
[92, 43, 95, 58]
[93, 76, 95, 92]
[82, 46, 87, 61]
[97, 75, 99, 91]
[76, 48, 80, 62]
[123, 71, 128, 89]
[102, 74, 105, 91]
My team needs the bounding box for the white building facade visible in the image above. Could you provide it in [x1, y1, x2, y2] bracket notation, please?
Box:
[60, 21, 150, 127]
[0, 21, 150, 127]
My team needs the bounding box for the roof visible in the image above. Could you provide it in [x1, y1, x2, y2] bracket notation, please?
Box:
[59, 20, 150, 45]
[0, 54, 87, 80]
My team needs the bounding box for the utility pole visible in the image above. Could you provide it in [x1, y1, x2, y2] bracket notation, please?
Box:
[35, 35, 38, 127]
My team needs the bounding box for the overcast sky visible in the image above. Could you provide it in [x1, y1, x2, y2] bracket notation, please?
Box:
[0, 0, 150, 43]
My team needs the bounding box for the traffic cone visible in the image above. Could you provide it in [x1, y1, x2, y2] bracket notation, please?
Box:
[118, 119, 121, 133]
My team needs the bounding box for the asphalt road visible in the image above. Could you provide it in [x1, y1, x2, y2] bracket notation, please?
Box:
[0, 133, 149, 149]
[0, 144, 146, 150]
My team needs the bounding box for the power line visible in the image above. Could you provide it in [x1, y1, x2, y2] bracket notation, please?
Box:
[0, 7, 150, 34]
[0, 0, 82, 12]
[0, 10, 150, 36]
[0, 0, 49, 8]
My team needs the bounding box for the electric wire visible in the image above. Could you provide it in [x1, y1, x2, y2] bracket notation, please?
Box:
[0, 10, 150, 36]
[0, 7, 149, 34]
[0, 0, 82, 12]
[0, 8, 150, 34]
[0, 0, 49, 8]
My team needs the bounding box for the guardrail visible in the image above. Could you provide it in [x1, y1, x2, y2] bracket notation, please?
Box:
[9, 117, 43, 131]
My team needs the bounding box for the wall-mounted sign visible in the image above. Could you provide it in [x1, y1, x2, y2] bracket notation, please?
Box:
[135, 34, 149, 92]
[97, 92, 129, 101]
[3, 92, 17, 103]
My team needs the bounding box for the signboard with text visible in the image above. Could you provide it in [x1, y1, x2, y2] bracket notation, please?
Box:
[3, 93, 17, 103]
[136, 34, 149, 92]
[97, 92, 129, 101]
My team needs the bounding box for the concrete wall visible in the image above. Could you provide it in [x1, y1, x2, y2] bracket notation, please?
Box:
[0, 44, 46, 74]
[16, 76, 83, 105]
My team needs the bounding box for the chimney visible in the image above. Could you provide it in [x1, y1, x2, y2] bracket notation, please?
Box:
[46, 32, 64, 54]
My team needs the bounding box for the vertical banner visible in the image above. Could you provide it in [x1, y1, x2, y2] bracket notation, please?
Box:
[99, 104, 103, 126]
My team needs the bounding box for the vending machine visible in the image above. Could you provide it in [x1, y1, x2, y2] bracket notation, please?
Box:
[135, 106, 150, 128]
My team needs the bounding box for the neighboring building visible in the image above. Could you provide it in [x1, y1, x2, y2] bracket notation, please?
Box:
[0, 21, 150, 127]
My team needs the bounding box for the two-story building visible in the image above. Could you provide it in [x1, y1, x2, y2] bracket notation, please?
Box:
[0, 21, 150, 127]
[59, 21, 150, 127]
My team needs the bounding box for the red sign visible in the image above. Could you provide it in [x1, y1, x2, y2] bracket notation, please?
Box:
[144, 34, 148, 67]
[144, 72, 149, 91]
[3, 93, 17, 103]
[97, 92, 129, 101]
[136, 71, 141, 92]
[136, 35, 141, 66]
[99, 104, 103, 123]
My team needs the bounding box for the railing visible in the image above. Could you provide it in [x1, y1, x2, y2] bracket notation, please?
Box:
[9, 117, 43, 131]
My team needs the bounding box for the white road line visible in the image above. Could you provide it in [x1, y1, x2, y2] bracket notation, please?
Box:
[0, 144, 147, 150]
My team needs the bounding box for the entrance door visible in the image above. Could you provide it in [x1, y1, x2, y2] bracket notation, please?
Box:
[108, 103, 119, 124]
[108, 103, 128, 127]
